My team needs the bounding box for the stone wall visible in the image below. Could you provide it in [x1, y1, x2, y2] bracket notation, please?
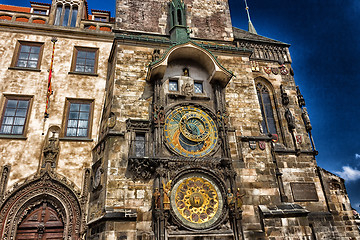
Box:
[0, 28, 112, 190]
[115, 0, 233, 41]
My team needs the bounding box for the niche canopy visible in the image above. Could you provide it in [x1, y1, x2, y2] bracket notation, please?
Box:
[146, 42, 234, 87]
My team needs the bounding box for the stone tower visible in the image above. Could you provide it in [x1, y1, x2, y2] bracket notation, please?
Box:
[0, 0, 359, 239]
[86, 0, 360, 239]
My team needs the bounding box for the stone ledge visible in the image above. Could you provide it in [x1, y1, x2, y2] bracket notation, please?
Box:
[87, 209, 137, 226]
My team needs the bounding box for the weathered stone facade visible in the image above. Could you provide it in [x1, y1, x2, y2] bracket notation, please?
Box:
[0, 0, 359, 239]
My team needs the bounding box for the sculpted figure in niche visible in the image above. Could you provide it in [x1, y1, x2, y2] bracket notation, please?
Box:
[153, 188, 161, 209]
[163, 180, 172, 210]
[183, 67, 189, 77]
[42, 131, 60, 170]
[236, 188, 245, 210]
[285, 108, 296, 130]
[181, 82, 193, 96]
[226, 188, 235, 210]
[301, 107, 312, 131]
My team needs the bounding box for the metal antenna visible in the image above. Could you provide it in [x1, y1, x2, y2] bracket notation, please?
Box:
[244, 0, 257, 34]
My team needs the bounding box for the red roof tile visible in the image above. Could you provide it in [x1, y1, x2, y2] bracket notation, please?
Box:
[0, 4, 31, 13]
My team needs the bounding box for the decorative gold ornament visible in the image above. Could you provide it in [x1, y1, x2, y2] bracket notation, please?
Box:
[171, 175, 224, 229]
[164, 106, 218, 157]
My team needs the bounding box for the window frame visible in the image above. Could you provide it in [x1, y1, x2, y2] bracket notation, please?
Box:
[62, 98, 94, 141]
[194, 81, 204, 94]
[69, 46, 99, 76]
[10, 41, 44, 71]
[168, 79, 179, 92]
[255, 80, 281, 137]
[54, 3, 78, 27]
[0, 95, 33, 138]
[134, 132, 146, 157]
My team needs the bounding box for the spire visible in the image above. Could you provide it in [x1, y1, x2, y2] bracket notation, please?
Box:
[244, 0, 257, 34]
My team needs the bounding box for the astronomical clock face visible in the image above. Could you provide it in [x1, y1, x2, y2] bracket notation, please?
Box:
[170, 173, 224, 229]
[164, 106, 218, 157]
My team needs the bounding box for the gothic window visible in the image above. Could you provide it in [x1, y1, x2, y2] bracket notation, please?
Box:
[256, 82, 277, 135]
[13, 41, 43, 69]
[0, 96, 31, 136]
[64, 99, 93, 138]
[71, 47, 98, 74]
[54, 4, 78, 27]
[169, 79, 179, 91]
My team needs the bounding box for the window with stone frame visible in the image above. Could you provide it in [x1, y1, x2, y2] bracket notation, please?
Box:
[194, 81, 203, 94]
[0, 96, 32, 136]
[256, 82, 278, 135]
[13, 41, 44, 69]
[71, 47, 98, 74]
[54, 4, 78, 27]
[64, 99, 93, 138]
[169, 79, 179, 92]
[134, 132, 146, 157]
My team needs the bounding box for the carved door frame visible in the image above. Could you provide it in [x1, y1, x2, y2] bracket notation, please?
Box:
[0, 172, 83, 240]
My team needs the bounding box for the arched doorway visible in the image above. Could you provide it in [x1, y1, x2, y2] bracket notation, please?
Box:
[16, 202, 64, 240]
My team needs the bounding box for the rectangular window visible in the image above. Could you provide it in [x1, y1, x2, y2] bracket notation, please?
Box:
[94, 16, 107, 22]
[33, 9, 47, 15]
[169, 80, 178, 91]
[135, 133, 146, 157]
[0, 97, 31, 135]
[194, 82, 203, 93]
[15, 42, 43, 69]
[72, 47, 98, 74]
[65, 100, 93, 138]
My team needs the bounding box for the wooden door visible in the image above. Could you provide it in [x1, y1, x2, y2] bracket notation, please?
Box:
[15, 203, 64, 240]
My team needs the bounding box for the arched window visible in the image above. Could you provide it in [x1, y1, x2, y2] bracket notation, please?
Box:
[256, 82, 277, 135]
[54, 4, 78, 27]
[177, 9, 182, 25]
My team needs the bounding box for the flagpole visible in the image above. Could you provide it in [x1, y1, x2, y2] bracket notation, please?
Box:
[44, 37, 57, 119]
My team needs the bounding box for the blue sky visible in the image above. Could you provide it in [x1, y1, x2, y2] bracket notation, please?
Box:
[3, 0, 360, 211]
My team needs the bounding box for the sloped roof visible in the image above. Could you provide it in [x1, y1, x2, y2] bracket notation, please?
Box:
[0, 4, 30, 13]
[233, 27, 290, 46]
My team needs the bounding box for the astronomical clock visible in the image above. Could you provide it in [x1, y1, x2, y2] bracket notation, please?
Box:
[162, 105, 229, 231]
[164, 106, 218, 158]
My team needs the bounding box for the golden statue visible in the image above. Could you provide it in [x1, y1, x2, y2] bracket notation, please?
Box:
[163, 180, 172, 210]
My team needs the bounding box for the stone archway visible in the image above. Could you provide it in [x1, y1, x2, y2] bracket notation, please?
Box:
[0, 172, 83, 240]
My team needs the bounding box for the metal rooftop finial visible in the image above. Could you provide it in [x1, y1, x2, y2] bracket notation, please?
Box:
[244, 0, 257, 34]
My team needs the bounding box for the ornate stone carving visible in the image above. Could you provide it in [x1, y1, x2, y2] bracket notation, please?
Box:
[0, 172, 83, 239]
[301, 107, 312, 131]
[163, 180, 172, 210]
[0, 165, 10, 198]
[153, 188, 161, 209]
[296, 86, 306, 108]
[153, 104, 165, 125]
[152, 49, 161, 62]
[127, 158, 156, 181]
[126, 119, 150, 130]
[285, 108, 296, 131]
[238, 41, 290, 63]
[42, 131, 60, 171]
[226, 188, 235, 211]
[236, 188, 245, 210]
[280, 85, 289, 106]
[181, 82, 193, 96]
[216, 109, 229, 126]
[107, 112, 116, 128]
